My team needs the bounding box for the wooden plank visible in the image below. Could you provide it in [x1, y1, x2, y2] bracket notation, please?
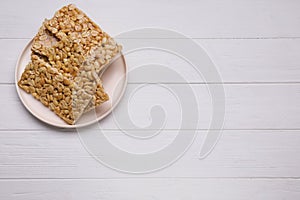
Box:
[123, 38, 300, 83]
[0, 130, 300, 178]
[0, 0, 300, 38]
[0, 178, 300, 200]
[1, 84, 299, 130]
[2, 39, 300, 84]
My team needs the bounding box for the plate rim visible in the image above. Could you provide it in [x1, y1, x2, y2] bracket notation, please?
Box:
[15, 39, 128, 129]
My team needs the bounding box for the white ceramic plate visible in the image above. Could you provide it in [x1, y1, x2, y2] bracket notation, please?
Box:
[15, 40, 127, 128]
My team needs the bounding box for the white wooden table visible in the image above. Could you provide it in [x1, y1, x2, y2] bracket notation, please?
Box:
[1, 0, 300, 199]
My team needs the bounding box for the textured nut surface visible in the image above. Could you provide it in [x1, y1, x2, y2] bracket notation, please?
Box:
[18, 4, 122, 124]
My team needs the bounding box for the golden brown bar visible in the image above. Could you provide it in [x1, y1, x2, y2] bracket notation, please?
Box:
[18, 4, 121, 124]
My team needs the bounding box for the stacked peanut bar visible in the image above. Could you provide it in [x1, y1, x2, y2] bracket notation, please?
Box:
[18, 4, 122, 124]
